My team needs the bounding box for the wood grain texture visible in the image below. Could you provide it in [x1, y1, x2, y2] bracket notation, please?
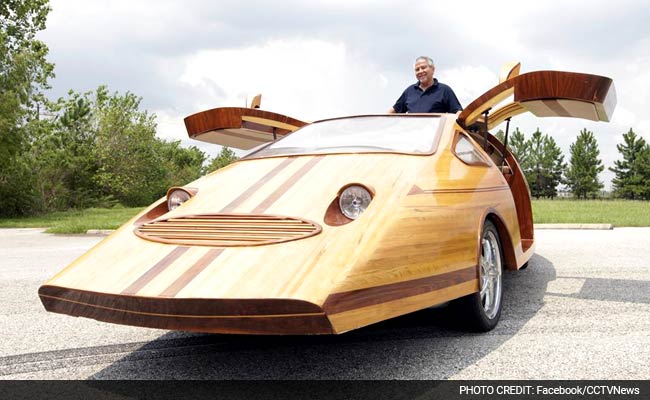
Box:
[41, 285, 323, 315]
[135, 214, 322, 247]
[323, 266, 476, 314]
[328, 280, 478, 333]
[40, 287, 332, 335]
[458, 70, 615, 128]
[160, 248, 224, 297]
[252, 156, 324, 213]
[219, 157, 296, 213]
[484, 133, 535, 250]
[514, 71, 612, 103]
[184, 107, 308, 149]
[121, 247, 190, 295]
[499, 61, 521, 83]
[485, 102, 526, 130]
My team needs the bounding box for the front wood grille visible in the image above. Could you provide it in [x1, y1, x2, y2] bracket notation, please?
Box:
[135, 214, 322, 247]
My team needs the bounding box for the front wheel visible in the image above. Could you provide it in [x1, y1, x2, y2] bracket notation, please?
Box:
[454, 220, 504, 332]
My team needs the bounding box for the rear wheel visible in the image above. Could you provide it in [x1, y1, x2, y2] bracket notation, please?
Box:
[455, 220, 504, 331]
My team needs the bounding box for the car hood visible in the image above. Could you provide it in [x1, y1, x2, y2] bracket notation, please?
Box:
[41, 153, 427, 307]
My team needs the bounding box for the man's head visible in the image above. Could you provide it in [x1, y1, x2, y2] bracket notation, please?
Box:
[414, 56, 435, 88]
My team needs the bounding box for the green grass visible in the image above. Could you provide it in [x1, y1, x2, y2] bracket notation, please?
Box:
[0, 207, 144, 234]
[532, 199, 650, 226]
[0, 200, 649, 234]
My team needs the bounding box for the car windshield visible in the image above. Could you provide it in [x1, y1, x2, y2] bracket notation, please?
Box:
[245, 115, 442, 159]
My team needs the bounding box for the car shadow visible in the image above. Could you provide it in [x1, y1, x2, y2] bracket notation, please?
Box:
[90, 254, 556, 380]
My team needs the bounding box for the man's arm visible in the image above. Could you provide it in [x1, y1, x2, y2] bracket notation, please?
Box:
[446, 87, 463, 113]
[391, 90, 407, 113]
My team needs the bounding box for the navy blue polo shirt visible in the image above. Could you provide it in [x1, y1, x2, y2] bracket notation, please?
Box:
[393, 78, 463, 113]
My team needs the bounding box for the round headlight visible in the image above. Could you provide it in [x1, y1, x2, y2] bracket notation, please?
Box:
[339, 185, 372, 220]
[167, 189, 191, 211]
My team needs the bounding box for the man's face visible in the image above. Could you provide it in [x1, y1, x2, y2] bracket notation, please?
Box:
[414, 60, 434, 86]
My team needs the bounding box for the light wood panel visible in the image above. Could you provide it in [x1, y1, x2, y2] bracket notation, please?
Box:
[499, 61, 521, 83]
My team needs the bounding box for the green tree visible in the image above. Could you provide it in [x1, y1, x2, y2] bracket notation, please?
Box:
[205, 147, 239, 173]
[637, 147, 650, 200]
[507, 127, 529, 167]
[92, 88, 165, 206]
[55, 91, 98, 208]
[609, 128, 649, 199]
[0, 0, 55, 216]
[29, 86, 207, 210]
[525, 129, 566, 199]
[565, 128, 604, 199]
[92, 87, 207, 206]
[494, 129, 505, 143]
[158, 140, 207, 187]
[544, 135, 567, 198]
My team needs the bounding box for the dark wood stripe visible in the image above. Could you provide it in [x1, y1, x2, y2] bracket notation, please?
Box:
[409, 186, 510, 196]
[241, 120, 274, 134]
[220, 157, 296, 213]
[424, 186, 511, 194]
[121, 247, 190, 295]
[40, 285, 323, 316]
[39, 291, 331, 334]
[323, 266, 477, 314]
[160, 248, 224, 297]
[407, 184, 425, 196]
[219, 129, 270, 143]
[252, 156, 324, 213]
[241, 120, 291, 136]
[542, 99, 572, 117]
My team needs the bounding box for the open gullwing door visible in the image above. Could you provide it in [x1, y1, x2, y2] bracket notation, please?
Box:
[457, 65, 616, 130]
[184, 96, 308, 150]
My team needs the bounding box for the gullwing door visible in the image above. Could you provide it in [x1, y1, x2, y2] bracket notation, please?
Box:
[457, 65, 616, 130]
[184, 95, 308, 150]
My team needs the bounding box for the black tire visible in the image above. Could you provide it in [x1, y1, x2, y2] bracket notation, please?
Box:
[454, 220, 504, 332]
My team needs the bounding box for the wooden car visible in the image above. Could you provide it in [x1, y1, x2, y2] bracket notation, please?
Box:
[39, 64, 616, 334]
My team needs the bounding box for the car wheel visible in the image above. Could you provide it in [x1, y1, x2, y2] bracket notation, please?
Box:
[455, 220, 504, 332]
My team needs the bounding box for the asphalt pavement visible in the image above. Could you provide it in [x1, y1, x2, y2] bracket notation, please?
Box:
[1, 227, 648, 379]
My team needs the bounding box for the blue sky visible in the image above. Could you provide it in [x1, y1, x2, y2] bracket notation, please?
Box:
[39, 0, 650, 188]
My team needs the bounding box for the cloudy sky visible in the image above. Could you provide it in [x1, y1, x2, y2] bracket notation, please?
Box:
[39, 0, 650, 188]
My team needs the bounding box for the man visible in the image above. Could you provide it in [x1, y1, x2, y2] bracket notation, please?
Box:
[389, 56, 463, 114]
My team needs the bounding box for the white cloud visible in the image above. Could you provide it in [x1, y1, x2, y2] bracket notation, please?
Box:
[179, 38, 390, 121]
[439, 65, 498, 107]
[154, 110, 187, 141]
[612, 106, 636, 129]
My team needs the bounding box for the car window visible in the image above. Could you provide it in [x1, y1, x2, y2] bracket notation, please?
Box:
[245, 115, 442, 159]
[454, 133, 491, 165]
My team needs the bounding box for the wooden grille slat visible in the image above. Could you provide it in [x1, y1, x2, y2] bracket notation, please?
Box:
[135, 214, 322, 247]
[150, 232, 303, 239]
[143, 223, 313, 230]
[165, 218, 308, 222]
[139, 227, 309, 234]
[141, 231, 306, 238]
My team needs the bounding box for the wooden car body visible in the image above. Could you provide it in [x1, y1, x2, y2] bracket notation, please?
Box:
[39, 67, 615, 334]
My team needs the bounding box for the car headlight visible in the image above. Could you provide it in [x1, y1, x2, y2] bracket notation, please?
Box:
[166, 188, 194, 211]
[338, 185, 372, 219]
